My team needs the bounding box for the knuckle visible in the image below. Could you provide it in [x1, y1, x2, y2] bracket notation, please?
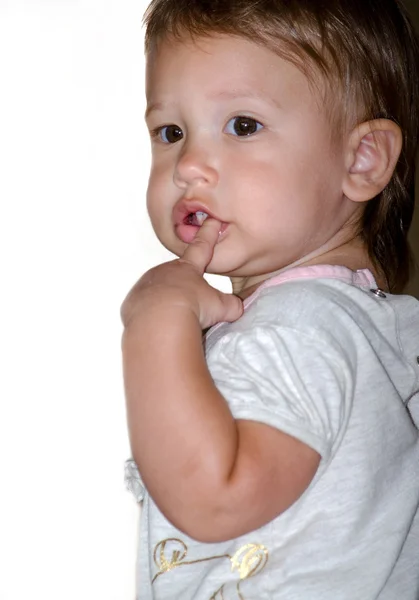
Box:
[193, 237, 211, 250]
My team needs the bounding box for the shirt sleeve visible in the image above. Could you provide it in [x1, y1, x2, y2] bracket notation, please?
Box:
[124, 458, 145, 503]
[206, 324, 355, 460]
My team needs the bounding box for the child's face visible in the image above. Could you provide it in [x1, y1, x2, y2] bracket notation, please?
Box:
[145, 35, 360, 279]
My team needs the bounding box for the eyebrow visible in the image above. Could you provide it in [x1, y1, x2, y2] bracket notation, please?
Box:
[145, 101, 165, 120]
[211, 89, 279, 104]
[145, 89, 281, 120]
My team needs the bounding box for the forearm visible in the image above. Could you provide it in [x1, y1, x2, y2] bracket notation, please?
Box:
[121, 226, 319, 542]
[123, 303, 238, 527]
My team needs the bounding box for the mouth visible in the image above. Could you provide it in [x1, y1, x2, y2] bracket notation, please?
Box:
[173, 201, 227, 244]
[184, 211, 209, 227]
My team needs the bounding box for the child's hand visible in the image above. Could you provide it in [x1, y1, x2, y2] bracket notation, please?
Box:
[121, 218, 243, 330]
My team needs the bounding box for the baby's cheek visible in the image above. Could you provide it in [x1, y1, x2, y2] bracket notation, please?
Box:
[146, 172, 168, 214]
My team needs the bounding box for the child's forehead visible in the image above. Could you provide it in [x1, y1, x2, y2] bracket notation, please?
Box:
[147, 34, 316, 93]
[146, 33, 270, 69]
[145, 33, 341, 123]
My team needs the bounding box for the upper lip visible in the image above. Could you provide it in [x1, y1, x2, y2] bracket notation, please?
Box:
[173, 198, 220, 226]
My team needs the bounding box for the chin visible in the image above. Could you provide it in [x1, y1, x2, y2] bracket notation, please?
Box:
[160, 237, 187, 259]
[205, 259, 246, 278]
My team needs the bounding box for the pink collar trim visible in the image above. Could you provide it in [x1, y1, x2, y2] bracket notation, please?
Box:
[205, 265, 377, 340]
[243, 265, 377, 311]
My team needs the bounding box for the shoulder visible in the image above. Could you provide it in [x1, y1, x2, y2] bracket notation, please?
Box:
[206, 274, 419, 409]
[206, 275, 375, 358]
[225, 274, 419, 351]
[205, 279, 362, 459]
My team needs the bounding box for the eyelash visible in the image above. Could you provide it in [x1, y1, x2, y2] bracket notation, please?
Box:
[150, 116, 264, 144]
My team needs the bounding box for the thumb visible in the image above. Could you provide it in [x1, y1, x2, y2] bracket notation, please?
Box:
[217, 291, 244, 323]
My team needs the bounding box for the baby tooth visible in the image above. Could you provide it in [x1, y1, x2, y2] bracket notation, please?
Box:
[195, 211, 208, 226]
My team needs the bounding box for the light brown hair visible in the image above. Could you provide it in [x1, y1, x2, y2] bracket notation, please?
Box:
[144, 0, 419, 291]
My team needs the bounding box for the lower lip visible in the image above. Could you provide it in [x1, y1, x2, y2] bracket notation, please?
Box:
[175, 221, 229, 244]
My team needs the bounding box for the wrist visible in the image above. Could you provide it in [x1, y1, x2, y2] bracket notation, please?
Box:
[121, 285, 199, 329]
[122, 295, 201, 337]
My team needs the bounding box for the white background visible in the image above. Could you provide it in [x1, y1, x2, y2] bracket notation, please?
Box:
[0, 1, 228, 598]
[0, 2, 418, 599]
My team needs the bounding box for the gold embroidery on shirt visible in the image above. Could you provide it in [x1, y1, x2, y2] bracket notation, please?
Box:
[152, 538, 230, 583]
[153, 538, 187, 576]
[210, 586, 225, 600]
[230, 543, 268, 579]
[152, 538, 269, 599]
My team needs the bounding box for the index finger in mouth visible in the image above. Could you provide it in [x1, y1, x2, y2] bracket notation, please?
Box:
[180, 218, 222, 273]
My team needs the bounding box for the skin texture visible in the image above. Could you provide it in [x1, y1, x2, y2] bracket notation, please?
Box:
[122, 219, 321, 541]
[121, 34, 403, 542]
[144, 35, 400, 296]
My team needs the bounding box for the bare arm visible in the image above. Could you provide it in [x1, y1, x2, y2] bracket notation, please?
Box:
[122, 219, 320, 542]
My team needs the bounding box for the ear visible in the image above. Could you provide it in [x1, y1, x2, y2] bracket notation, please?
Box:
[342, 119, 402, 203]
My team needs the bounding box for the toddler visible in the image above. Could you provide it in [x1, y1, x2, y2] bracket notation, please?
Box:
[122, 0, 419, 598]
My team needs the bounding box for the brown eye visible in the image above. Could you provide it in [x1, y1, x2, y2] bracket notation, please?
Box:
[159, 125, 183, 143]
[225, 116, 263, 137]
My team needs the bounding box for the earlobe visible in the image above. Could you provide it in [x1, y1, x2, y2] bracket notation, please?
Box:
[343, 119, 402, 203]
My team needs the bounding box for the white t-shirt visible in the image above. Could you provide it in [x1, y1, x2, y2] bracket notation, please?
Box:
[125, 265, 419, 599]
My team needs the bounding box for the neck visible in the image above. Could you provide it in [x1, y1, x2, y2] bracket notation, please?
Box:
[231, 236, 383, 300]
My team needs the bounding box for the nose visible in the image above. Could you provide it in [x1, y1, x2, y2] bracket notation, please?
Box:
[173, 142, 218, 190]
